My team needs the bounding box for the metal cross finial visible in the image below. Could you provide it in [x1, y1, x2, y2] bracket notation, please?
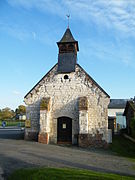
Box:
[66, 14, 70, 28]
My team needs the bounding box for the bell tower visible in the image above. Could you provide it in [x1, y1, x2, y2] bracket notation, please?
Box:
[57, 28, 79, 73]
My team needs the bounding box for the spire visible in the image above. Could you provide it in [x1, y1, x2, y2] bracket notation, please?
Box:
[59, 28, 75, 42]
[57, 27, 79, 73]
[57, 28, 79, 51]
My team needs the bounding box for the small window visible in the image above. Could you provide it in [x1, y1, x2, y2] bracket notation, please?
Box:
[64, 75, 69, 79]
[63, 123, 66, 129]
[68, 44, 74, 52]
[60, 45, 67, 53]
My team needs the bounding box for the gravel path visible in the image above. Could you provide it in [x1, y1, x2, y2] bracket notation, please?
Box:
[0, 139, 135, 179]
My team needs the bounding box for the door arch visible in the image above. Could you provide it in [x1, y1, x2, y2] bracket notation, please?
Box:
[57, 116, 72, 144]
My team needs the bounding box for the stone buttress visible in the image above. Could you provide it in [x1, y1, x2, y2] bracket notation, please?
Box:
[24, 27, 110, 147]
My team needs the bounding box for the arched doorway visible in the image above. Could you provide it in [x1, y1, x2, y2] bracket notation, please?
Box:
[57, 117, 72, 144]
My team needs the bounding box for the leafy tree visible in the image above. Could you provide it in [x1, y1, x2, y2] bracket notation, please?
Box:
[0, 107, 15, 120]
[15, 105, 26, 115]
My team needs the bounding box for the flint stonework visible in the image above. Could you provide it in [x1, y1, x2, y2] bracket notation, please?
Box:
[24, 28, 110, 147]
[24, 64, 110, 147]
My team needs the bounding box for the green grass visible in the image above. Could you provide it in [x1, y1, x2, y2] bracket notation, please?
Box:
[109, 135, 135, 161]
[8, 168, 135, 180]
[0, 120, 25, 127]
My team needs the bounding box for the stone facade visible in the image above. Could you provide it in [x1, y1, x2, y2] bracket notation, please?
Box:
[24, 64, 110, 147]
[24, 28, 110, 147]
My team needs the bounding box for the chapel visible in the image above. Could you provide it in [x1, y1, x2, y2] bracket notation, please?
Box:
[24, 27, 110, 147]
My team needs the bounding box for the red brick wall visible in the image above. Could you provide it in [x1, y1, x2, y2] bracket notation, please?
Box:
[38, 133, 48, 144]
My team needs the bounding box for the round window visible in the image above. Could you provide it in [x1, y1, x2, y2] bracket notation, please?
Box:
[64, 75, 69, 79]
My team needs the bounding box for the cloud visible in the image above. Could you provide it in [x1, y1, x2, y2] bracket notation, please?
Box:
[7, 0, 135, 36]
[32, 31, 36, 40]
[0, 22, 38, 41]
[12, 90, 21, 95]
[0, 22, 31, 41]
[80, 36, 135, 68]
[7, 0, 67, 17]
[5, 0, 135, 68]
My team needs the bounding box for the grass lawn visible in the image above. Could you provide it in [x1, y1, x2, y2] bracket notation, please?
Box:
[0, 120, 25, 127]
[109, 135, 135, 161]
[8, 168, 135, 180]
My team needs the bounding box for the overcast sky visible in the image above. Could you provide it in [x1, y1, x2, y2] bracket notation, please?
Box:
[0, 0, 135, 110]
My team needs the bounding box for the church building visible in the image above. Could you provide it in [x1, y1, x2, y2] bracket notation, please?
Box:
[24, 27, 110, 147]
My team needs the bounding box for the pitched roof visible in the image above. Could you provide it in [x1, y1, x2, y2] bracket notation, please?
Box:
[57, 28, 79, 50]
[129, 101, 135, 111]
[123, 101, 135, 116]
[59, 28, 76, 43]
[108, 99, 128, 109]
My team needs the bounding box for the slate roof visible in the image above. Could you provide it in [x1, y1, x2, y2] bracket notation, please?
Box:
[58, 53, 77, 73]
[108, 99, 128, 109]
[59, 28, 76, 43]
[57, 28, 79, 50]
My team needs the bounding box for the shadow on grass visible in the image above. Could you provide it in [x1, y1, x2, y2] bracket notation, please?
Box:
[0, 153, 37, 179]
[109, 135, 135, 161]
[7, 167, 135, 180]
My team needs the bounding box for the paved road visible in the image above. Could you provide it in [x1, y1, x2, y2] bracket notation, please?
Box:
[0, 138, 135, 179]
[0, 128, 24, 140]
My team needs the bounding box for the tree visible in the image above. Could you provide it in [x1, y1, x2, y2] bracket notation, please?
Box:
[15, 105, 26, 115]
[0, 107, 15, 120]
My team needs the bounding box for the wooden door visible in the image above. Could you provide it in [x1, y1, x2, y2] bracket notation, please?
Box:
[57, 117, 72, 144]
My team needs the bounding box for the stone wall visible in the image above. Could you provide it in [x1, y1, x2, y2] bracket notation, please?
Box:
[24, 64, 110, 146]
[78, 133, 107, 148]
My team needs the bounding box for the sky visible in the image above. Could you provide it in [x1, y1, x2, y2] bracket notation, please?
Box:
[0, 0, 135, 110]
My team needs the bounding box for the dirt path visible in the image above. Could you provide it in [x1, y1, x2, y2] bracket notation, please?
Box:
[0, 139, 135, 179]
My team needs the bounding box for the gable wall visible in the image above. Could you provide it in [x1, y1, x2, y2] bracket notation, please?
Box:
[24, 64, 110, 144]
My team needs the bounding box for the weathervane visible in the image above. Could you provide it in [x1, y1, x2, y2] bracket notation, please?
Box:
[66, 14, 70, 28]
